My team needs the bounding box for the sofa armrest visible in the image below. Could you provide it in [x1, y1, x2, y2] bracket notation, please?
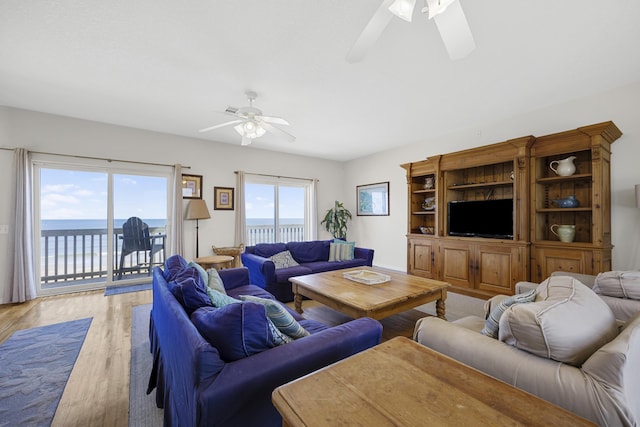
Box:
[354, 247, 374, 266]
[413, 317, 599, 422]
[240, 253, 276, 289]
[197, 317, 383, 425]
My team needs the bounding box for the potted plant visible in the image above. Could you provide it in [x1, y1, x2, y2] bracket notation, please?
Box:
[321, 200, 352, 239]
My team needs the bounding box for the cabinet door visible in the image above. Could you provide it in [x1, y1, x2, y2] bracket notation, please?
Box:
[475, 244, 521, 294]
[408, 238, 437, 279]
[440, 241, 473, 288]
[532, 247, 593, 282]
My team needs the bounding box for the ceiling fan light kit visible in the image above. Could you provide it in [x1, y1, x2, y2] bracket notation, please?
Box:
[388, 0, 417, 22]
[234, 121, 266, 139]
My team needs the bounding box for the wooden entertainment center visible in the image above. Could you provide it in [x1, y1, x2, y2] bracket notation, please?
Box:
[401, 121, 622, 299]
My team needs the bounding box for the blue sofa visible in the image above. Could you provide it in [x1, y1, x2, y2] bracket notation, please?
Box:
[241, 240, 375, 302]
[147, 256, 382, 427]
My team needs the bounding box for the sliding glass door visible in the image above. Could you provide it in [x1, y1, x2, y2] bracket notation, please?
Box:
[35, 158, 169, 295]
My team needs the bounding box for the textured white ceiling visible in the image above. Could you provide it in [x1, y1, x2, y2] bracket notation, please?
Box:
[1, 1, 639, 161]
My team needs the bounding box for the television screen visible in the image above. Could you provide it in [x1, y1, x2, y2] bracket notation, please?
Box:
[448, 199, 513, 239]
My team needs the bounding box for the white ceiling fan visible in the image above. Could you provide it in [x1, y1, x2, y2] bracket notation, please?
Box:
[199, 91, 295, 146]
[347, 0, 475, 63]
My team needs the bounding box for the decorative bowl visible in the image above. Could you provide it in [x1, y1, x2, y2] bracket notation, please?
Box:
[419, 226, 434, 235]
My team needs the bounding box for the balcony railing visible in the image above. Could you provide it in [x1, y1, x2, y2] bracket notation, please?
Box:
[40, 227, 166, 285]
[40, 223, 305, 284]
[245, 223, 305, 245]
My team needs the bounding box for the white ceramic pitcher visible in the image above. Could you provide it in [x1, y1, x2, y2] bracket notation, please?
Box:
[550, 156, 576, 176]
[551, 224, 576, 242]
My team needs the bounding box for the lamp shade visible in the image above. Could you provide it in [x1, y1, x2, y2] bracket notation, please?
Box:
[186, 199, 211, 220]
[636, 184, 640, 208]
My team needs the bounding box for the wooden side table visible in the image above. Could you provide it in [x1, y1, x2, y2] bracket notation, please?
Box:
[212, 244, 245, 268]
[194, 255, 234, 270]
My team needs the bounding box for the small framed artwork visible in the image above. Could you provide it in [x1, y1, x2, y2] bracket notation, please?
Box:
[357, 181, 390, 216]
[182, 174, 203, 199]
[214, 187, 235, 210]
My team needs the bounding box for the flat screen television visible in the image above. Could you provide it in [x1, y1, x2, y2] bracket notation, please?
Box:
[448, 199, 513, 239]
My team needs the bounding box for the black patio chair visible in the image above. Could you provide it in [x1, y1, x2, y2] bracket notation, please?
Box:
[117, 217, 165, 280]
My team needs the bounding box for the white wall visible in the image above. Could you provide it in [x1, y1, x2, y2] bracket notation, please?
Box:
[344, 82, 640, 272]
[1, 81, 639, 303]
[0, 107, 346, 303]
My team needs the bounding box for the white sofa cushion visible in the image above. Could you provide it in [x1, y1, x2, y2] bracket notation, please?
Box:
[499, 275, 618, 366]
[593, 271, 640, 300]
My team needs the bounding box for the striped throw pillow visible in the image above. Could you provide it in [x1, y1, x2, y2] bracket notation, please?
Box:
[239, 295, 310, 339]
[481, 289, 537, 339]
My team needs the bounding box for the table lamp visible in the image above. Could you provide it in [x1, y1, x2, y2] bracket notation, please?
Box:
[186, 199, 211, 258]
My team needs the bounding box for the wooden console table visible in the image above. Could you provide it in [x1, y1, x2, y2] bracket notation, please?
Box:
[272, 337, 595, 426]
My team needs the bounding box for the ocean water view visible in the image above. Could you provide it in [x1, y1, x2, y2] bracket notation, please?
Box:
[41, 218, 303, 230]
[42, 219, 167, 230]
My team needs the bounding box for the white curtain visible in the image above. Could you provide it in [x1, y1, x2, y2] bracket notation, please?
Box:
[310, 178, 319, 240]
[7, 148, 37, 302]
[169, 164, 184, 256]
[234, 171, 246, 246]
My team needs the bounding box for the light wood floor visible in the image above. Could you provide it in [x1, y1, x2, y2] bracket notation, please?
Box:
[0, 288, 152, 427]
[0, 290, 424, 426]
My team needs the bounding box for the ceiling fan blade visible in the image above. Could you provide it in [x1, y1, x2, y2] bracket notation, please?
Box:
[258, 115, 290, 126]
[199, 119, 243, 133]
[433, 0, 475, 60]
[240, 136, 252, 146]
[346, 0, 395, 63]
[260, 122, 296, 142]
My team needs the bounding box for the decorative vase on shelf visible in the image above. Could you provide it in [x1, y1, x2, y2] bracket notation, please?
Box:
[551, 195, 579, 208]
[421, 197, 435, 211]
[551, 224, 576, 242]
[423, 176, 435, 190]
[550, 156, 577, 176]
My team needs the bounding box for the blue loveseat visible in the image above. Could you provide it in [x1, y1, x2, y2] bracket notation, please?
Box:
[148, 255, 382, 427]
[241, 240, 375, 302]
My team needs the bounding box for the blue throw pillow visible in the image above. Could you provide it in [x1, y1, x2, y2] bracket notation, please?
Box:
[163, 254, 188, 281]
[207, 288, 241, 307]
[188, 261, 208, 284]
[239, 295, 310, 339]
[168, 266, 212, 315]
[191, 303, 275, 362]
[481, 289, 537, 339]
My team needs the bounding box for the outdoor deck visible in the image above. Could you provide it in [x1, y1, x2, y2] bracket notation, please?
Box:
[40, 223, 305, 287]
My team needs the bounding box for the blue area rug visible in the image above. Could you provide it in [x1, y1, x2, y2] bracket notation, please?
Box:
[130, 304, 163, 426]
[0, 317, 92, 427]
[104, 283, 152, 296]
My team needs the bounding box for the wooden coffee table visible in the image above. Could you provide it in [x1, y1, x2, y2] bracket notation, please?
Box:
[289, 266, 449, 320]
[272, 336, 595, 427]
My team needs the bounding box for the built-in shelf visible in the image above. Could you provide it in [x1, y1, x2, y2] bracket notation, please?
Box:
[447, 181, 513, 190]
[536, 207, 592, 213]
[536, 173, 592, 184]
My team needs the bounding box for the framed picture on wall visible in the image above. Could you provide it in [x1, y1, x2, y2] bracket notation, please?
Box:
[214, 187, 235, 210]
[357, 182, 389, 216]
[182, 174, 203, 199]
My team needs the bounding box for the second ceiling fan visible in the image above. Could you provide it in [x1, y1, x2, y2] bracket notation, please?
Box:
[347, 0, 475, 63]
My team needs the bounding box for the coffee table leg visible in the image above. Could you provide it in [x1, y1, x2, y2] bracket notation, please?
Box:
[436, 298, 446, 320]
[294, 291, 303, 314]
